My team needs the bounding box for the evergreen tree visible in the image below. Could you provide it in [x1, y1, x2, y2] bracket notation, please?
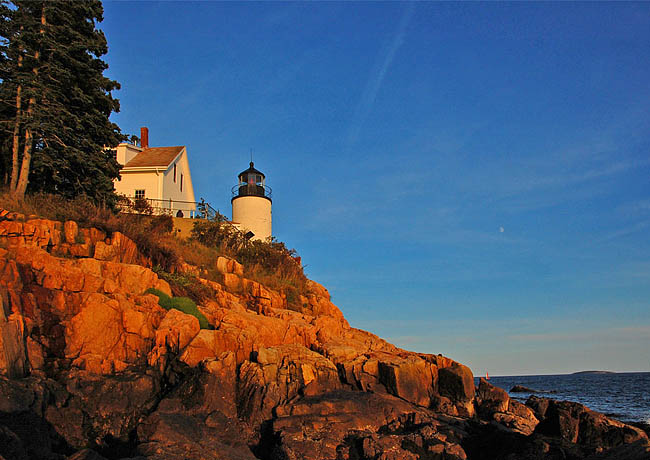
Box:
[0, 0, 124, 204]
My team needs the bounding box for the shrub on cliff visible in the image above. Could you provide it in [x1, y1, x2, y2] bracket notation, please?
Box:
[145, 288, 210, 329]
[190, 219, 309, 300]
[190, 218, 244, 256]
[237, 239, 308, 296]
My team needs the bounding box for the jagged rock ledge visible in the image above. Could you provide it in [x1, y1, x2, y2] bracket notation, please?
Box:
[0, 214, 648, 460]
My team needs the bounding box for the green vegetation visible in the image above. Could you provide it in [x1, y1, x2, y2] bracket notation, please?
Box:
[0, 1, 125, 203]
[151, 266, 214, 304]
[145, 288, 210, 330]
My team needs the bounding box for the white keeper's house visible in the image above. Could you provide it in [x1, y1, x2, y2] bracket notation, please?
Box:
[113, 127, 197, 218]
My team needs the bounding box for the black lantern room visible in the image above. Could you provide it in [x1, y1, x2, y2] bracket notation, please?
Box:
[231, 162, 272, 202]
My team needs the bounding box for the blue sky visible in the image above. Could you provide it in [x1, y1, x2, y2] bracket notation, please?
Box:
[101, 1, 650, 376]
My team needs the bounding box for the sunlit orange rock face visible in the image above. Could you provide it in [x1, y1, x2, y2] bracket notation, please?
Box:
[0, 215, 647, 460]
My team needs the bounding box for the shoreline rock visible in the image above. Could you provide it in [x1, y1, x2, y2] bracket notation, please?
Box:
[510, 384, 539, 393]
[510, 384, 558, 394]
[0, 215, 647, 460]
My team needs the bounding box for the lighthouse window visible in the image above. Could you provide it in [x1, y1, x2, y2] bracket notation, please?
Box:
[256, 175, 262, 183]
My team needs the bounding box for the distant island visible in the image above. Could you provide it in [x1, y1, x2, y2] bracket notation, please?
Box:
[572, 370, 616, 375]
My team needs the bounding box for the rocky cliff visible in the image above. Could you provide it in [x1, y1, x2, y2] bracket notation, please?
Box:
[0, 213, 648, 460]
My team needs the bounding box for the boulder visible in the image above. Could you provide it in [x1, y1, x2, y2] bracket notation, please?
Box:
[237, 344, 342, 422]
[93, 241, 116, 261]
[179, 329, 221, 367]
[527, 394, 551, 420]
[148, 308, 201, 368]
[108, 232, 146, 266]
[215, 256, 244, 277]
[476, 378, 509, 416]
[220, 272, 241, 292]
[377, 353, 436, 407]
[65, 292, 164, 374]
[12, 246, 169, 297]
[302, 280, 346, 321]
[535, 400, 584, 442]
[182, 308, 317, 365]
[578, 408, 648, 448]
[0, 300, 27, 378]
[534, 399, 648, 449]
[64, 220, 79, 244]
[474, 379, 539, 435]
[438, 363, 475, 416]
[498, 399, 540, 435]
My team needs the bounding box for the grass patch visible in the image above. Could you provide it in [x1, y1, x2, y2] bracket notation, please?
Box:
[145, 288, 210, 329]
[175, 239, 219, 274]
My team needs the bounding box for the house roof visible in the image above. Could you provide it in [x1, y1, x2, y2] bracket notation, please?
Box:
[124, 146, 184, 168]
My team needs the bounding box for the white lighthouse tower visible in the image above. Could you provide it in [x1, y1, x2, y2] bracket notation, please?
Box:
[231, 162, 272, 241]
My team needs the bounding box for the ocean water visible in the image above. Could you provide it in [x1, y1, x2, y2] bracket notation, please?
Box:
[476, 372, 650, 423]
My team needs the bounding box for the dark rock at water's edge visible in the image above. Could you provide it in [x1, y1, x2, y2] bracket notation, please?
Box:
[0, 216, 648, 460]
[511, 384, 539, 393]
[573, 370, 616, 375]
[510, 384, 557, 394]
[629, 421, 650, 437]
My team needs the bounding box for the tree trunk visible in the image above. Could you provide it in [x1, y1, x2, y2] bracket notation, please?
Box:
[14, 96, 34, 198]
[9, 57, 23, 191]
[13, 5, 46, 199]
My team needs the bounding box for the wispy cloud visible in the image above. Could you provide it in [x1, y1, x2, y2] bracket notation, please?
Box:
[597, 219, 650, 243]
[513, 159, 644, 194]
[347, 3, 415, 145]
[478, 158, 646, 204]
[459, 153, 650, 216]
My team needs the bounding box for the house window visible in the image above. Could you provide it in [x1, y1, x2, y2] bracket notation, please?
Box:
[174, 164, 177, 183]
[180, 174, 183, 192]
[135, 189, 145, 199]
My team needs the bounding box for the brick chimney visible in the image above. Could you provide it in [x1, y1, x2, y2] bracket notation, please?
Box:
[140, 127, 149, 149]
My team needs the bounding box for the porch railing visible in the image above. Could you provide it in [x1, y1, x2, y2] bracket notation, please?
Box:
[118, 196, 221, 220]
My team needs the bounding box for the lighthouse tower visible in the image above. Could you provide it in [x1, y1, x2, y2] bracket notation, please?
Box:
[231, 162, 272, 241]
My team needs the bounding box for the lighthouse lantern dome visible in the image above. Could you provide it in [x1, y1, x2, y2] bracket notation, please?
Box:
[231, 161, 272, 241]
[238, 162, 265, 186]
